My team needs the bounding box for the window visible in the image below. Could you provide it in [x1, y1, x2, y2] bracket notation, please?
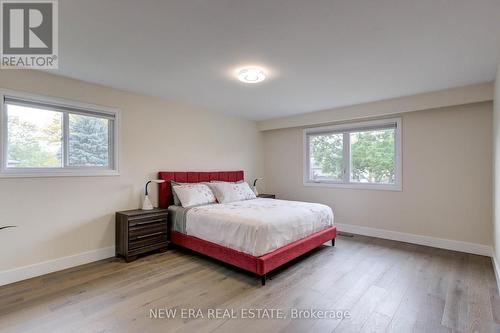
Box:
[304, 118, 401, 190]
[0, 91, 120, 177]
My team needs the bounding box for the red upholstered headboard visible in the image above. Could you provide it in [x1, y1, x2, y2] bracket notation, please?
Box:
[158, 171, 244, 208]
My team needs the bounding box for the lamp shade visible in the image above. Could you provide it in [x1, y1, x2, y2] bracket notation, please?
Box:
[253, 178, 263, 186]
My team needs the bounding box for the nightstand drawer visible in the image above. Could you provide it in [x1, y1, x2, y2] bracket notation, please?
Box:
[129, 233, 167, 250]
[128, 214, 167, 226]
[129, 221, 167, 239]
[128, 243, 167, 256]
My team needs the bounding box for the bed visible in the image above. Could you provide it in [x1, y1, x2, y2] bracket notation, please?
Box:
[158, 171, 336, 285]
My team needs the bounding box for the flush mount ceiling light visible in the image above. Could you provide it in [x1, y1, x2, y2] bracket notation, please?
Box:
[237, 67, 266, 84]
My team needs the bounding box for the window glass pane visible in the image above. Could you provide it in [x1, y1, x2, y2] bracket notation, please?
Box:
[350, 128, 395, 184]
[6, 104, 62, 168]
[309, 133, 343, 181]
[68, 114, 110, 167]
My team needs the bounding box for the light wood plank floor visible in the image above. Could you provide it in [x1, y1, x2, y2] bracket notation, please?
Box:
[1, 235, 499, 333]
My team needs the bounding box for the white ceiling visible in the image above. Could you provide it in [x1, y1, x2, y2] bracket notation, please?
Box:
[56, 0, 500, 120]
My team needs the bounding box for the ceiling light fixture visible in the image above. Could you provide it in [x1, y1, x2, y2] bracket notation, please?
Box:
[237, 67, 266, 84]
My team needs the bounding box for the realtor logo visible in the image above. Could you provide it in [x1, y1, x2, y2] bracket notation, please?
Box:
[1, 0, 58, 68]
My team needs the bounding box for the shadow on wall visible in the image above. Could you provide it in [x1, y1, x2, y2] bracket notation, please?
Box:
[0, 226, 17, 231]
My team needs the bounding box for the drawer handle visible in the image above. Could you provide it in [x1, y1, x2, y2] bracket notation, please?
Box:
[136, 232, 164, 239]
[131, 218, 165, 226]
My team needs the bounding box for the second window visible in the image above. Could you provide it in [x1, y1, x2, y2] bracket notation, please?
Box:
[305, 118, 401, 190]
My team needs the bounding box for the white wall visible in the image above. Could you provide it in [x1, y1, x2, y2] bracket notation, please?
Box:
[0, 70, 263, 282]
[264, 102, 492, 250]
[493, 65, 500, 272]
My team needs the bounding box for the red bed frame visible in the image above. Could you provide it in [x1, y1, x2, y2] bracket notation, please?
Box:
[158, 171, 336, 285]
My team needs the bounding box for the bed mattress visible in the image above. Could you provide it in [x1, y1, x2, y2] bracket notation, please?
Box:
[170, 198, 334, 256]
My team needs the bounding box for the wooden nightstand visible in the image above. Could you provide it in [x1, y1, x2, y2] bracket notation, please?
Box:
[115, 208, 168, 262]
[257, 194, 276, 199]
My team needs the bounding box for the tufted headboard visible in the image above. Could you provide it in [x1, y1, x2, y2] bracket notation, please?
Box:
[157, 171, 244, 208]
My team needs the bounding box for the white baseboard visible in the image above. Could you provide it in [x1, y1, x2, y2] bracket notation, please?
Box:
[492, 253, 500, 293]
[0, 246, 115, 287]
[0, 226, 494, 287]
[336, 223, 492, 257]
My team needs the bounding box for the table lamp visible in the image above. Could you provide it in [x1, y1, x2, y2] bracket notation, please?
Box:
[142, 179, 166, 210]
[253, 178, 263, 195]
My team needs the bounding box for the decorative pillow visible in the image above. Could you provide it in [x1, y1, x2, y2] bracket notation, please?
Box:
[172, 184, 216, 208]
[208, 182, 257, 204]
[171, 181, 211, 205]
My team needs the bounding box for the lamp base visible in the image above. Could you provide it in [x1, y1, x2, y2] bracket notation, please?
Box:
[142, 195, 154, 210]
[252, 186, 259, 196]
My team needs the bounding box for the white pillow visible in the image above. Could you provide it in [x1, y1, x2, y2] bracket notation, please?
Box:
[173, 184, 216, 208]
[209, 182, 256, 204]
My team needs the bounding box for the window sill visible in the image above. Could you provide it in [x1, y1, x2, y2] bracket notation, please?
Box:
[303, 181, 402, 191]
[0, 169, 120, 178]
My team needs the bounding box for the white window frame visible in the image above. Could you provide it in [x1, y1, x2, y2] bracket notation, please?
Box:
[303, 117, 402, 191]
[0, 90, 120, 178]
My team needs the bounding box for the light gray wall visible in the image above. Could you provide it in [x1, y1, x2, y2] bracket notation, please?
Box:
[264, 103, 493, 246]
[0, 70, 264, 273]
[493, 66, 500, 264]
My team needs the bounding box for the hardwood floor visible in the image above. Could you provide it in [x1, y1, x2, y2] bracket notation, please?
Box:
[0, 235, 499, 333]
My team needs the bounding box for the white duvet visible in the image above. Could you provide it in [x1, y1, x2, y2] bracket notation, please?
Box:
[185, 198, 334, 256]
